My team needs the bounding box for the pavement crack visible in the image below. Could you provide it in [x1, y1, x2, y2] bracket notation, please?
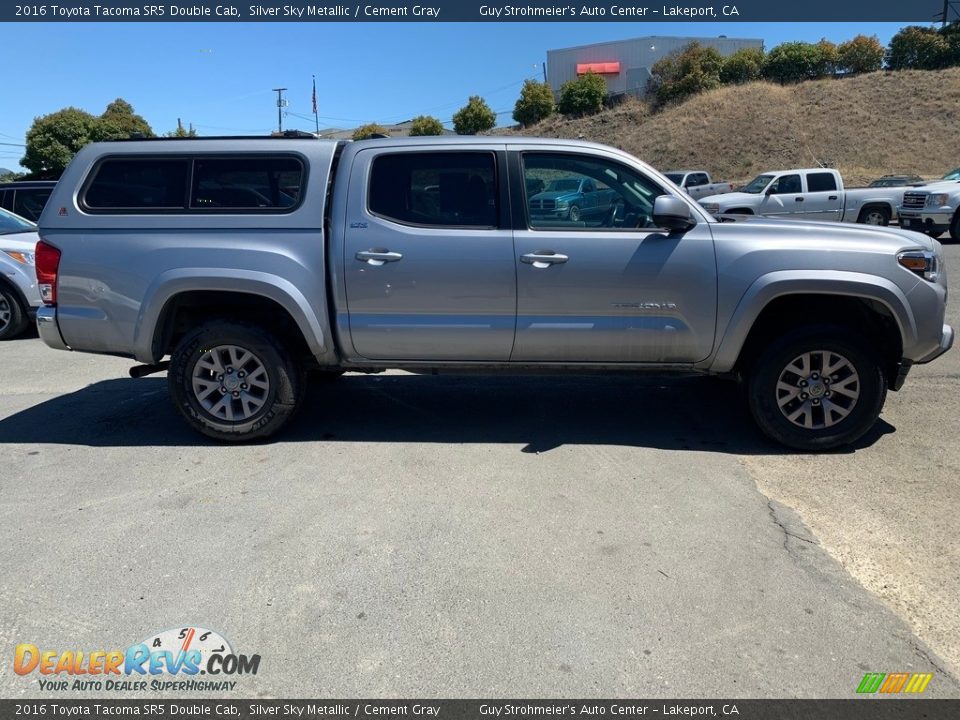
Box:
[767, 499, 818, 556]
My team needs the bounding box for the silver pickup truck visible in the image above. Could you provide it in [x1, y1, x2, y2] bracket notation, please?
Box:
[663, 170, 734, 200]
[34, 137, 953, 450]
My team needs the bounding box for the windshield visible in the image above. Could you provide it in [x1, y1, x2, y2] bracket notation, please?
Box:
[943, 168, 960, 181]
[0, 207, 37, 235]
[740, 175, 774, 194]
[547, 179, 582, 192]
[664, 173, 684, 184]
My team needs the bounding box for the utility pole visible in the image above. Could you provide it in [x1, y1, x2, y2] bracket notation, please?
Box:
[938, 0, 960, 26]
[272, 87, 288, 133]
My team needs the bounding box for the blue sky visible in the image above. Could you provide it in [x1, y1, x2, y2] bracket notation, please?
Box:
[0, 22, 925, 170]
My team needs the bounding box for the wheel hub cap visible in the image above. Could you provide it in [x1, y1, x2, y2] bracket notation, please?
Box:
[191, 345, 270, 422]
[776, 350, 860, 430]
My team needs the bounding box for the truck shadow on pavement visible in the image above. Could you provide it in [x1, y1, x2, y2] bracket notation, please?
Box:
[0, 373, 895, 454]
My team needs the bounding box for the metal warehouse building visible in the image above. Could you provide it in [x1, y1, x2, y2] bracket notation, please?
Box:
[546, 35, 764, 98]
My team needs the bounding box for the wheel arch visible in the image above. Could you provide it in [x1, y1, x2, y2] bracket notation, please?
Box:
[134, 270, 329, 365]
[713, 272, 915, 384]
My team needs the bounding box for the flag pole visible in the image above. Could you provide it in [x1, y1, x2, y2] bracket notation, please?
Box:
[312, 75, 319, 135]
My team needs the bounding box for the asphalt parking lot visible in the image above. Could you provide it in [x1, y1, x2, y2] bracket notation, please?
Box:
[1, 244, 959, 699]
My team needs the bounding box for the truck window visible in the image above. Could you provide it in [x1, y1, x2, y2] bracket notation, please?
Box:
[191, 157, 303, 211]
[13, 189, 53, 222]
[769, 175, 802, 195]
[807, 172, 838, 192]
[369, 152, 498, 228]
[522, 152, 666, 231]
[83, 159, 190, 210]
[689, 174, 708, 187]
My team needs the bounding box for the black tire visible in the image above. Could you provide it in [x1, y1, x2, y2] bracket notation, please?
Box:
[950, 212, 960, 243]
[857, 205, 890, 226]
[168, 321, 303, 442]
[925, 229, 944, 239]
[747, 326, 886, 451]
[568, 204, 581, 222]
[0, 285, 29, 341]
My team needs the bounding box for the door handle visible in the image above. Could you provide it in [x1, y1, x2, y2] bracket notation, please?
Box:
[828, 195, 838, 200]
[356, 249, 403, 265]
[795, 197, 805, 202]
[521, 251, 569, 268]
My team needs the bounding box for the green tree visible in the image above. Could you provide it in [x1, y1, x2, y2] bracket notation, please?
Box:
[166, 125, 198, 138]
[408, 115, 445, 136]
[649, 42, 724, 106]
[512, 79, 555, 127]
[942, 22, 960, 66]
[352, 123, 388, 140]
[719, 47, 765, 84]
[763, 41, 831, 83]
[815, 39, 841, 76]
[21, 107, 104, 178]
[557, 72, 607, 116]
[99, 98, 154, 138]
[452, 96, 496, 135]
[888, 26, 950, 70]
[0, 170, 25, 183]
[837, 35, 886, 74]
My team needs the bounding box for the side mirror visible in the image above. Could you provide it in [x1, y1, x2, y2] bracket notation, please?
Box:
[653, 196, 696, 233]
[765, 186, 775, 195]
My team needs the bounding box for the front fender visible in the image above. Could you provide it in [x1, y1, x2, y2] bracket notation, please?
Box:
[709, 270, 917, 373]
[133, 269, 327, 363]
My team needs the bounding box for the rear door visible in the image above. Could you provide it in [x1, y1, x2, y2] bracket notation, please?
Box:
[342, 146, 517, 361]
[510, 149, 717, 364]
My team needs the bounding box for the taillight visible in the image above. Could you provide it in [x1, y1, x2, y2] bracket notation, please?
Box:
[35, 240, 61, 305]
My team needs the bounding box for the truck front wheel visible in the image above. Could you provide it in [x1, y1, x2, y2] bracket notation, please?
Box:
[747, 326, 886, 451]
[950, 211, 960, 242]
[857, 206, 890, 226]
[168, 321, 304, 442]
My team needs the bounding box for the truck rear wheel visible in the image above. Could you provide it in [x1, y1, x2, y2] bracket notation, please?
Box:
[950, 212, 960, 242]
[747, 326, 886, 451]
[168, 321, 303, 442]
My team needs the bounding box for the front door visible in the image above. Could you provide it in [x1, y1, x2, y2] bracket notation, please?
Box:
[511, 150, 717, 364]
[342, 147, 517, 361]
[759, 173, 805, 218]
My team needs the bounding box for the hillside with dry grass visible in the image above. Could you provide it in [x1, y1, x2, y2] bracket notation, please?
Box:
[501, 68, 960, 185]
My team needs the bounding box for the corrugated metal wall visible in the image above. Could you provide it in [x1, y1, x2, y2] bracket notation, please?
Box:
[546, 36, 765, 97]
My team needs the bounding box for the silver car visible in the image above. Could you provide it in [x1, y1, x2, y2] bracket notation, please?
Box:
[0, 208, 42, 340]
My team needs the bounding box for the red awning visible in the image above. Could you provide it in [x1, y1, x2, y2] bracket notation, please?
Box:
[576, 62, 621, 75]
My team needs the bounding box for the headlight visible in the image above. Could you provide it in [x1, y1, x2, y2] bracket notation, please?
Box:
[898, 250, 939, 282]
[2, 250, 35, 266]
[554, 200, 569, 209]
[701, 203, 720, 216]
[927, 193, 950, 207]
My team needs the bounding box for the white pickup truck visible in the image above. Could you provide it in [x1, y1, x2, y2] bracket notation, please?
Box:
[898, 180, 960, 241]
[698, 168, 910, 226]
[663, 170, 734, 200]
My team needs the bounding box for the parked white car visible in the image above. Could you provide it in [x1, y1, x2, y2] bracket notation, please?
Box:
[699, 168, 910, 225]
[663, 170, 735, 200]
[898, 180, 960, 241]
[0, 208, 42, 340]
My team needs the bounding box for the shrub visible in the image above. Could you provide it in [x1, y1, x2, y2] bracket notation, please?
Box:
[837, 35, 885, 74]
[763, 41, 831, 83]
[512, 79, 555, 127]
[888, 26, 950, 70]
[649, 42, 723, 106]
[452, 96, 496, 135]
[557, 72, 607, 116]
[352, 123, 388, 140]
[408, 115, 445, 136]
[719, 47, 766, 84]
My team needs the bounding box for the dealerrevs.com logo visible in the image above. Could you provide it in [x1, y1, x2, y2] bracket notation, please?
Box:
[14, 627, 260, 692]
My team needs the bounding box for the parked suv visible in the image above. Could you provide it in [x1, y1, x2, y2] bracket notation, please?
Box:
[0, 180, 56, 222]
[34, 137, 953, 449]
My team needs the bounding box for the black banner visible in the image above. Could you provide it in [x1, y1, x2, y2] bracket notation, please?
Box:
[2, 700, 960, 720]
[0, 0, 953, 23]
